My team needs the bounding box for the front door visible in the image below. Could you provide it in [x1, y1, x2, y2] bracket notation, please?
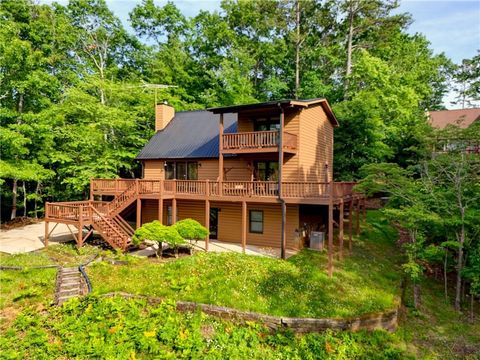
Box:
[209, 208, 219, 239]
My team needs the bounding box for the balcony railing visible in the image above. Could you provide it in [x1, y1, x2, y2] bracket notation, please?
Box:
[91, 179, 358, 201]
[222, 130, 297, 152]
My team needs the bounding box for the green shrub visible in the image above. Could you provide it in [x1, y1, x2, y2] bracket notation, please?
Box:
[132, 221, 186, 257]
[173, 219, 208, 240]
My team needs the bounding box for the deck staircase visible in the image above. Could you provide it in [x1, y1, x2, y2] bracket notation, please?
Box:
[46, 182, 139, 251]
[91, 207, 134, 250]
[107, 182, 137, 216]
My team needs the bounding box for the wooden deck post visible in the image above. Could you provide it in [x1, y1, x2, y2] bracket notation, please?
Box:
[348, 199, 353, 252]
[356, 197, 360, 235]
[280, 202, 287, 259]
[241, 201, 247, 253]
[158, 198, 163, 224]
[77, 205, 83, 248]
[328, 181, 334, 277]
[338, 200, 344, 260]
[158, 179, 163, 224]
[172, 198, 177, 224]
[219, 113, 224, 196]
[44, 202, 49, 247]
[205, 199, 210, 252]
[89, 179, 94, 200]
[136, 198, 141, 228]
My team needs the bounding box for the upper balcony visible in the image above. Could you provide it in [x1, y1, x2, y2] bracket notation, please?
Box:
[221, 130, 297, 154]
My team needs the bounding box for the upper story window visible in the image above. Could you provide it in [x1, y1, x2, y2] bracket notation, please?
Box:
[254, 161, 279, 181]
[253, 116, 280, 131]
[165, 161, 198, 180]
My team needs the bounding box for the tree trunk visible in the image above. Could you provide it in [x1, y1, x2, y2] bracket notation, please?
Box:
[34, 181, 40, 218]
[345, 1, 355, 82]
[455, 220, 465, 311]
[22, 181, 27, 217]
[294, 0, 301, 99]
[11, 178, 17, 220]
[444, 248, 448, 302]
[413, 282, 421, 309]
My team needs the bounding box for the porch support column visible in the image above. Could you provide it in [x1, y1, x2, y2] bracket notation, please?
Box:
[158, 198, 163, 224]
[205, 200, 210, 252]
[77, 205, 83, 248]
[241, 201, 247, 253]
[328, 182, 334, 277]
[158, 179, 163, 224]
[348, 200, 353, 252]
[44, 203, 49, 247]
[281, 202, 287, 259]
[219, 113, 224, 195]
[89, 179, 94, 200]
[172, 198, 177, 224]
[136, 198, 141, 228]
[355, 197, 360, 235]
[338, 200, 344, 260]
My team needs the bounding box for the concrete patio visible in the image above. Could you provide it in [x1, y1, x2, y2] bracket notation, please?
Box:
[0, 221, 77, 254]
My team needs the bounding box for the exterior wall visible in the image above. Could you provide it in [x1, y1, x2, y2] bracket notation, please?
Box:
[143, 160, 165, 180]
[198, 159, 218, 180]
[140, 200, 300, 250]
[212, 202, 299, 249]
[297, 104, 334, 182]
[282, 109, 300, 182]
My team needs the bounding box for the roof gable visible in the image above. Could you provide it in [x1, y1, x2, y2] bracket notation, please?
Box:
[429, 108, 480, 129]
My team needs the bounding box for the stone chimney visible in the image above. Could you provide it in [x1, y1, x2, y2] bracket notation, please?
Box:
[155, 102, 175, 131]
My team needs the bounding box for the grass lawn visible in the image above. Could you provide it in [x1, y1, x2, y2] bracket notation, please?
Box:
[87, 210, 402, 318]
[0, 210, 478, 358]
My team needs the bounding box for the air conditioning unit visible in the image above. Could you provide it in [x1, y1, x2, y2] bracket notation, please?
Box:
[309, 231, 325, 251]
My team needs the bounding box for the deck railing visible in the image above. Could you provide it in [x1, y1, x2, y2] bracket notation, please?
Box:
[222, 130, 297, 151]
[91, 179, 358, 200]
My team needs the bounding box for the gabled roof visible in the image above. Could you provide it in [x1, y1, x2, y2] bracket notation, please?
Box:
[136, 111, 237, 160]
[429, 108, 480, 129]
[208, 98, 339, 127]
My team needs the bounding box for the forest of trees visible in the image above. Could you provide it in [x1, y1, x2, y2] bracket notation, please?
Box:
[1, 0, 478, 217]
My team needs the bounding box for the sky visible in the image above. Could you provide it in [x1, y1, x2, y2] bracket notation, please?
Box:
[40, 0, 480, 108]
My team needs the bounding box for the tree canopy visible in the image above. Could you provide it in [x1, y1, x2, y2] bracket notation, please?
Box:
[0, 0, 467, 219]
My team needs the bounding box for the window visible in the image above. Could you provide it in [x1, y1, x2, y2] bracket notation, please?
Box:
[165, 162, 175, 179]
[254, 161, 278, 181]
[249, 210, 264, 234]
[253, 117, 280, 131]
[164, 161, 198, 180]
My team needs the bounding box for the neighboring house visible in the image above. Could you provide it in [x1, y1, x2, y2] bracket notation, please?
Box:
[45, 99, 364, 260]
[428, 108, 480, 154]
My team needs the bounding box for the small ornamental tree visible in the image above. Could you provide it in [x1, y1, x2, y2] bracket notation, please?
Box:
[173, 219, 209, 243]
[132, 221, 186, 257]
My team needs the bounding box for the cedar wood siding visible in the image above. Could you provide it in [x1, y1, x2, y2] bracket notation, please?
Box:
[143, 160, 165, 180]
[140, 199, 300, 250]
[297, 104, 333, 182]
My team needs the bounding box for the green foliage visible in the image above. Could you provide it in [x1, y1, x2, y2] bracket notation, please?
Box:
[90, 211, 401, 319]
[0, 295, 409, 359]
[133, 220, 186, 249]
[173, 219, 209, 240]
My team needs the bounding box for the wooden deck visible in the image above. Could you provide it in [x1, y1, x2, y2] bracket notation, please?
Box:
[221, 130, 297, 154]
[90, 179, 358, 205]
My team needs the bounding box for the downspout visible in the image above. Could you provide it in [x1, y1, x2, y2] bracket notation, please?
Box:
[277, 103, 287, 259]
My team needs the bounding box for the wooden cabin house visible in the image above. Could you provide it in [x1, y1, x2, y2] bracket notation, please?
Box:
[45, 99, 364, 262]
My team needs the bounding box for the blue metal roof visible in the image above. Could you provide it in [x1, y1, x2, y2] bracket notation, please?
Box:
[136, 110, 237, 160]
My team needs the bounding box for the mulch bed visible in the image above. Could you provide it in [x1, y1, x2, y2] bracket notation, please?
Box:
[0, 217, 41, 230]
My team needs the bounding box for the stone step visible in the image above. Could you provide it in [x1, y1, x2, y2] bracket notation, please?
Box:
[58, 288, 81, 297]
[61, 269, 79, 274]
[60, 283, 80, 290]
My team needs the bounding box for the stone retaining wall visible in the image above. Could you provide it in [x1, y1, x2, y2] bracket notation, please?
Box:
[102, 292, 398, 333]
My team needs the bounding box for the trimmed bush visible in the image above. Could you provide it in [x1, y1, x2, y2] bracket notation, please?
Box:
[132, 221, 186, 257]
[173, 219, 209, 241]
